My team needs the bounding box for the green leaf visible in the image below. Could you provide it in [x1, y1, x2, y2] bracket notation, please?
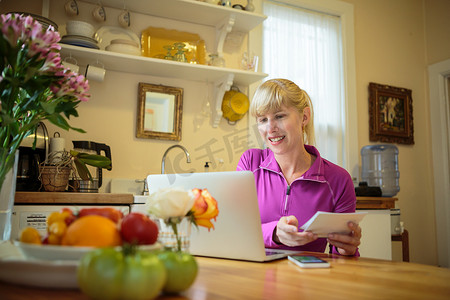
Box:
[40, 101, 58, 114]
[73, 158, 93, 181]
[74, 153, 112, 170]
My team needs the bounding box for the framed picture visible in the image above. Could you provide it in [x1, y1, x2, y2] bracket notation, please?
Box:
[137, 83, 183, 141]
[369, 82, 414, 145]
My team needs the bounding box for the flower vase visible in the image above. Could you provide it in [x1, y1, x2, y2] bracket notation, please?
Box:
[0, 150, 19, 241]
[158, 217, 191, 252]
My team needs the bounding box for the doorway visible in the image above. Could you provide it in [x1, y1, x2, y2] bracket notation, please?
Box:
[428, 59, 450, 268]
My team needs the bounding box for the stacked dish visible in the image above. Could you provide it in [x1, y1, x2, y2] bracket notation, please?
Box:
[60, 20, 99, 49]
[95, 26, 141, 56]
[105, 39, 141, 56]
[60, 35, 99, 49]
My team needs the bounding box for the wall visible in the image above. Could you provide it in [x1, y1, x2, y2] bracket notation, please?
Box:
[340, 0, 450, 266]
[2, 0, 449, 266]
[0, 0, 41, 15]
[423, 0, 450, 65]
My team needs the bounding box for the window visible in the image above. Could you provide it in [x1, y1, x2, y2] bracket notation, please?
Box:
[261, 0, 358, 177]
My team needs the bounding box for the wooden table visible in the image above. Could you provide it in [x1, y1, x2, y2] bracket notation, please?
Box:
[1, 252, 449, 300]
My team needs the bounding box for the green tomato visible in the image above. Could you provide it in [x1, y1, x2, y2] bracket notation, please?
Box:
[77, 248, 167, 300]
[158, 251, 198, 294]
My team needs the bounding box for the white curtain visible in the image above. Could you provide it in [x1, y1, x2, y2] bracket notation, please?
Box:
[262, 0, 345, 166]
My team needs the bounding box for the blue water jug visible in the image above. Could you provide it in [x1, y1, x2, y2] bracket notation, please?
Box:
[361, 144, 400, 197]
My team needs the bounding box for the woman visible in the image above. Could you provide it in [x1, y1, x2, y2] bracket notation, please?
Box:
[237, 79, 361, 255]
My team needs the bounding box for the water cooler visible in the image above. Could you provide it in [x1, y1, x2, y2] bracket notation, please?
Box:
[361, 144, 403, 238]
[361, 144, 400, 197]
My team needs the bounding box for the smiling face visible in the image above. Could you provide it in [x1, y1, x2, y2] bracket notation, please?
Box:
[250, 79, 315, 147]
[257, 105, 309, 156]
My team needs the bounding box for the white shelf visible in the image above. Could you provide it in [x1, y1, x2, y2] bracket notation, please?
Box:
[60, 44, 266, 85]
[60, 44, 267, 127]
[71, 0, 268, 127]
[80, 0, 267, 32]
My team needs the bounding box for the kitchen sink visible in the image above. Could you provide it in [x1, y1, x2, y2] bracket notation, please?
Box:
[110, 178, 149, 205]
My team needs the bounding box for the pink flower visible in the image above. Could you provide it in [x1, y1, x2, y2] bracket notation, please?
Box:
[1, 13, 91, 195]
[49, 68, 90, 102]
[1, 13, 90, 111]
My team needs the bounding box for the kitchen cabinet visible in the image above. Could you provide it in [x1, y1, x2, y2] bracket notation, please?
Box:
[357, 209, 392, 260]
[55, 0, 268, 127]
[355, 197, 398, 260]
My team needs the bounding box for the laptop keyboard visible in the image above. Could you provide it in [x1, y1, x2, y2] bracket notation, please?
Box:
[265, 249, 285, 256]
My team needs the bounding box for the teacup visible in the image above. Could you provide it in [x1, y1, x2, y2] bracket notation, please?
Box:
[85, 62, 105, 82]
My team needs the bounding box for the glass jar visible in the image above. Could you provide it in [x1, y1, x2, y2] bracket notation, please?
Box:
[173, 42, 188, 63]
[208, 54, 225, 67]
[158, 217, 191, 252]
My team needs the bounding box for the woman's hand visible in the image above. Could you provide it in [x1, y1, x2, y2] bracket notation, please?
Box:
[274, 216, 318, 247]
[327, 222, 361, 256]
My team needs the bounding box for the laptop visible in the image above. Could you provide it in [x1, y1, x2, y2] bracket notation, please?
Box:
[147, 171, 297, 262]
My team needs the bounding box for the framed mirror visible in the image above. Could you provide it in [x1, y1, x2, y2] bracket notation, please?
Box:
[137, 83, 183, 141]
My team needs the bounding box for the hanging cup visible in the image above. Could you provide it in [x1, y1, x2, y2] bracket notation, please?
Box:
[85, 61, 106, 82]
[92, 4, 106, 22]
[64, 0, 79, 16]
[62, 56, 79, 74]
[118, 9, 130, 28]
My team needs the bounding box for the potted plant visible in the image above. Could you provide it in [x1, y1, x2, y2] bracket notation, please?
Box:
[0, 13, 90, 239]
[39, 150, 112, 192]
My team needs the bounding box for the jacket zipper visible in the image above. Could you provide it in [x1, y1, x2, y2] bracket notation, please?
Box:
[284, 184, 291, 213]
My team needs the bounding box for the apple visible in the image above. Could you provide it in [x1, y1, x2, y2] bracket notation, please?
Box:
[120, 212, 159, 245]
[158, 251, 198, 293]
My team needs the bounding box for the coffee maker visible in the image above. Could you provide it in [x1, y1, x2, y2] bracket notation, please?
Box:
[16, 122, 49, 191]
[71, 140, 112, 193]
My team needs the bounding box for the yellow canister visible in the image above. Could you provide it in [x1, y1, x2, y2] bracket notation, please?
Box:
[221, 86, 249, 124]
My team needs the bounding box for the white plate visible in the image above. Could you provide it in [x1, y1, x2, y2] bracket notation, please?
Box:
[60, 34, 100, 49]
[14, 241, 162, 261]
[0, 258, 78, 289]
[94, 26, 140, 50]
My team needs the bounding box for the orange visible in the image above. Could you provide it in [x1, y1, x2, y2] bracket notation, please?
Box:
[19, 227, 42, 244]
[61, 215, 122, 247]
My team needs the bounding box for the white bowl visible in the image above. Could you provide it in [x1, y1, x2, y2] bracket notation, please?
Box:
[110, 38, 139, 48]
[14, 241, 161, 261]
[105, 43, 141, 56]
[65, 20, 95, 38]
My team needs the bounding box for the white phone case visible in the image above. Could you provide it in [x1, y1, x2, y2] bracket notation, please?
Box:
[288, 255, 331, 268]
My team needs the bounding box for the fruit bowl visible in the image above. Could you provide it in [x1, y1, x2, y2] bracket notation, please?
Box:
[14, 241, 162, 261]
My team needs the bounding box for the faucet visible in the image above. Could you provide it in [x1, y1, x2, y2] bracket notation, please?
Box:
[135, 178, 149, 195]
[161, 145, 191, 174]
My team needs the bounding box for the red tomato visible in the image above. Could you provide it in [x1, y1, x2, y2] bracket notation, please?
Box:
[120, 213, 158, 245]
[78, 207, 123, 223]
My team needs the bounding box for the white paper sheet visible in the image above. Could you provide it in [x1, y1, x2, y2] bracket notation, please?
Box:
[299, 211, 368, 237]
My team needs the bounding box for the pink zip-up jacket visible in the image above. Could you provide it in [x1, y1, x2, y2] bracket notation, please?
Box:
[237, 145, 357, 253]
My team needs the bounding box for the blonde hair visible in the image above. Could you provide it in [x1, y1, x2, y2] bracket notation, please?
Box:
[250, 79, 315, 145]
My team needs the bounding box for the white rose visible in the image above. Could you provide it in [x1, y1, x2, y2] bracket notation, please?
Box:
[146, 187, 195, 220]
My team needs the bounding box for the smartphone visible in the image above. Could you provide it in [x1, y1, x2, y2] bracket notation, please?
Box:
[288, 255, 331, 268]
